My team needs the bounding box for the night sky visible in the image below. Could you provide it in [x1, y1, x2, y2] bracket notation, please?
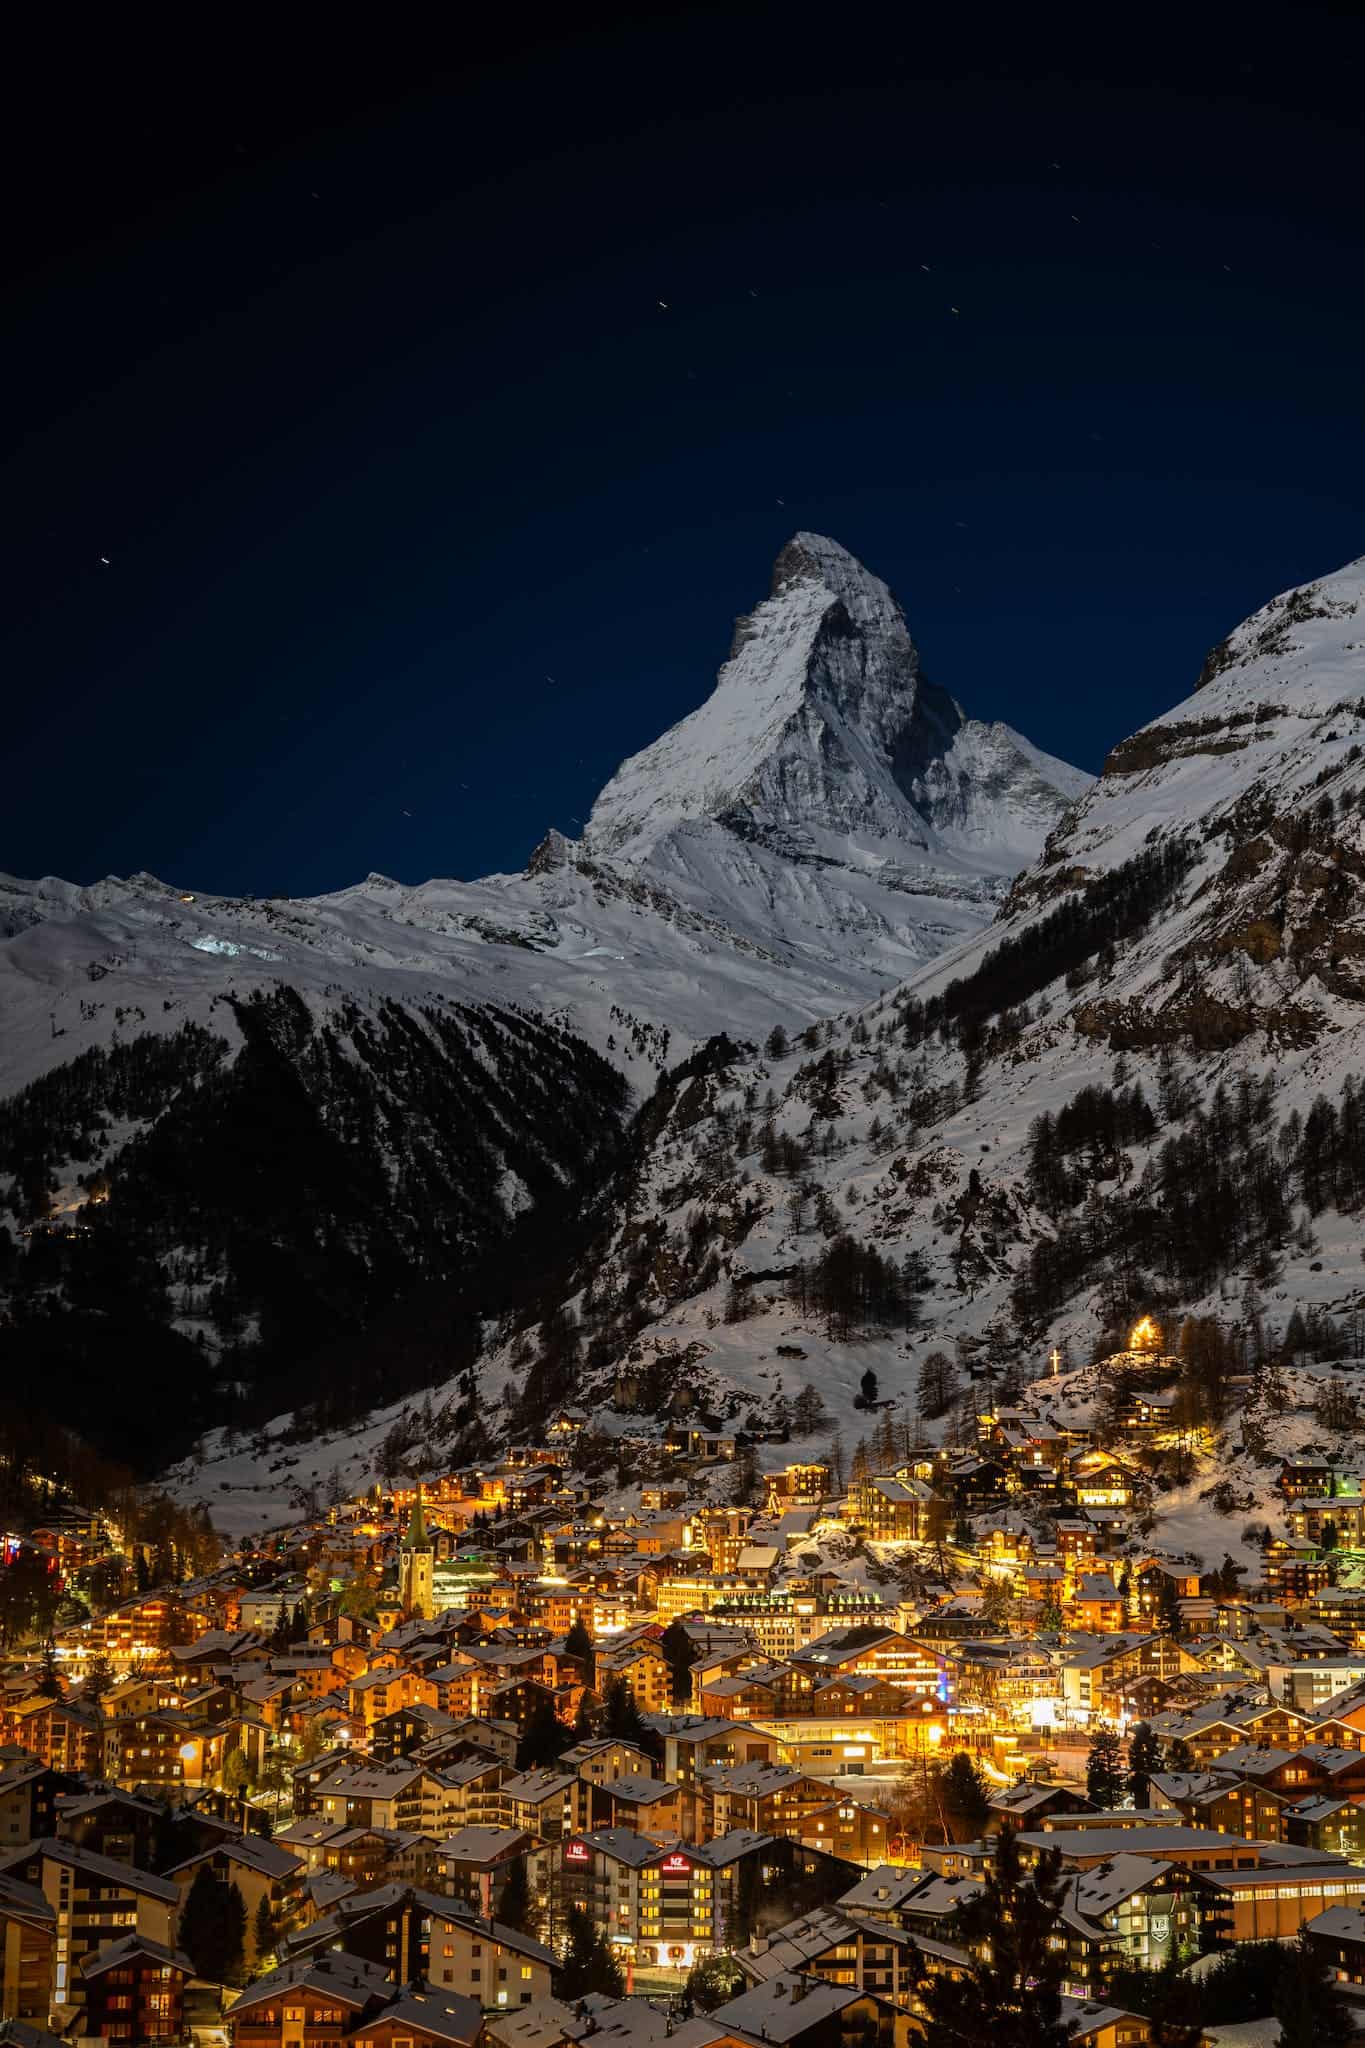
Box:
[5, 8, 1364, 898]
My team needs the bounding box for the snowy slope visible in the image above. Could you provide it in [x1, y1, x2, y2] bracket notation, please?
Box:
[162, 550, 1365, 1534]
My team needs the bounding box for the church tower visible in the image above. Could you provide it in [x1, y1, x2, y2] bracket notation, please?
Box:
[399, 1487, 435, 1621]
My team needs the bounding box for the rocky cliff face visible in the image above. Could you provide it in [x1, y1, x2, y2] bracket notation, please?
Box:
[583, 530, 1088, 875]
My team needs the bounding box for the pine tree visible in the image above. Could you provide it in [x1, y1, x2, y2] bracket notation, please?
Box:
[659, 1617, 695, 1705]
[1156, 1573, 1185, 1638]
[915, 1829, 1070, 2048]
[684, 1954, 742, 2013]
[516, 1694, 569, 1769]
[1127, 1722, 1161, 1809]
[601, 1674, 646, 1743]
[1271, 1934, 1353, 2048]
[82, 1652, 113, 1711]
[572, 1688, 598, 1738]
[252, 1894, 275, 1967]
[1086, 1723, 1126, 1808]
[559, 1904, 626, 1998]
[180, 1863, 243, 1983]
[939, 1751, 991, 1839]
[564, 1614, 594, 1680]
[224, 1881, 248, 1985]
[1164, 1736, 1196, 1774]
[498, 1858, 538, 1937]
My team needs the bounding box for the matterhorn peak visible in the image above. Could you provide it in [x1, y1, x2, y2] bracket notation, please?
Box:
[769, 530, 910, 641]
[580, 533, 1086, 876]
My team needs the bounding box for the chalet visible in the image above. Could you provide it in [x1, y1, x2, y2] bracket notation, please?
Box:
[988, 1780, 1096, 1831]
[705, 1967, 900, 2048]
[349, 1991, 483, 2048]
[1279, 1459, 1362, 1500]
[648, 1717, 780, 1785]
[1149, 1769, 1293, 1844]
[703, 1763, 834, 1841]
[0, 1701, 101, 1778]
[1305, 1901, 1365, 1996]
[166, 1833, 305, 1929]
[798, 1797, 893, 1869]
[1070, 1576, 1124, 1634]
[79, 1933, 192, 2046]
[1289, 1497, 1365, 1548]
[496, 1767, 576, 1841]
[1287, 1794, 1365, 1862]
[228, 1951, 392, 2048]
[597, 1773, 690, 1838]
[279, 1884, 559, 2004]
[1069, 1454, 1139, 1511]
[733, 1902, 937, 2008]
[935, 1457, 1009, 1511]
[847, 1474, 931, 1544]
[0, 1763, 80, 1851]
[436, 1827, 533, 1915]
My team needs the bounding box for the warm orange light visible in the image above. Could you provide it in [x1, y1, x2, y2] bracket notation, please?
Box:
[1129, 1315, 1160, 1353]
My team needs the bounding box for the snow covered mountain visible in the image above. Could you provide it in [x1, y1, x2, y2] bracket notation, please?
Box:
[584, 531, 1086, 872]
[0, 534, 1086, 1092]
[0, 534, 1087, 1469]
[157, 548, 1365, 1534]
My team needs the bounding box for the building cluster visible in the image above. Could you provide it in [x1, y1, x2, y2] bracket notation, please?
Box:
[6, 1396, 1365, 2046]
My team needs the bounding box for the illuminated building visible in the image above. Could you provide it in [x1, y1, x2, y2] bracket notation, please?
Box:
[398, 1495, 435, 1624]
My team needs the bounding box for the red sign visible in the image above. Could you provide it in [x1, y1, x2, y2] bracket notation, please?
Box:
[563, 1841, 591, 1865]
[660, 1853, 692, 1875]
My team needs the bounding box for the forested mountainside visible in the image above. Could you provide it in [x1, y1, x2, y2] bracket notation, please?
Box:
[0, 986, 628, 1467]
[0, 535, 1086, 1471]
[163, 548, 1365, 1531]
[472, 555, 1365, 1447]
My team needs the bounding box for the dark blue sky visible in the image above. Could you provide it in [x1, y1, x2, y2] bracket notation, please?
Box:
[4, 7, 1363, 897]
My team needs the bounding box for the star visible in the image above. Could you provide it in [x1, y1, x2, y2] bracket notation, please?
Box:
[100, 556, 111, 565]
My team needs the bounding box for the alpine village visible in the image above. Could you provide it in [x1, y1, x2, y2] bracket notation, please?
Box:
[9, 534, 1365, 2048]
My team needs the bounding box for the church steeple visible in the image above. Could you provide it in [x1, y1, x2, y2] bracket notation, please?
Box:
[403, 1486, 431, 1551]
[398, 1486, 435, 1620]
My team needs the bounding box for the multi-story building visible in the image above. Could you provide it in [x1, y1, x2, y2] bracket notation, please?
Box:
[557, 1826, 853, 1970]
[78, 1932, 192, 2045]
[0, 1839, 179, 2018]
[278, 1889, 558, 2008]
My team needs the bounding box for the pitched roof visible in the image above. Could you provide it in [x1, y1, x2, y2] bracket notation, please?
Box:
[228, 1951, 393, 2014]
[351, 1993, 482, 2047]
[80, 1933, 194, 1979]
